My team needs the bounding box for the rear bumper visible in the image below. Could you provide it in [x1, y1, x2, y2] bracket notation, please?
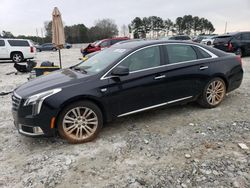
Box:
[227, 68, 244, 92]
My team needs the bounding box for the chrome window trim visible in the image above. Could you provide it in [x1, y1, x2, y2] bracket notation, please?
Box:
[118, 96, 193, 117]
[100, 43, 218, 80]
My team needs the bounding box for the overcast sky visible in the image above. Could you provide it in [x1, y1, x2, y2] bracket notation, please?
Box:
[0, 0, 250, 36]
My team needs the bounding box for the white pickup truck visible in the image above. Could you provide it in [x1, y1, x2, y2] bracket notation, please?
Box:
[0, 38, 36, 63]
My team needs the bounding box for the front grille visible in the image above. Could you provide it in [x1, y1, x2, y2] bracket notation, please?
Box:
[12, 92, 22, 111]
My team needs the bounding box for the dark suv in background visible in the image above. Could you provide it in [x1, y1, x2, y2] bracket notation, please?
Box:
[213, 31, 250, 56]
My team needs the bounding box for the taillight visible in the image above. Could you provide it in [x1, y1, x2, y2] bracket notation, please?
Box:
[228, 42, 233, 51]
[236, 55, 242, 66]
[30, 46, 34, 53]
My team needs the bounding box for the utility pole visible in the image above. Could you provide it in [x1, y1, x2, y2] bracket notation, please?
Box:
[41, 28, 44, 43]
[224, 22, 227, 34]
[36, 28, 38, 43]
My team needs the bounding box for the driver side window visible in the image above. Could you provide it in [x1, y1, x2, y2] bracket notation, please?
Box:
[119, 46, 160, 72]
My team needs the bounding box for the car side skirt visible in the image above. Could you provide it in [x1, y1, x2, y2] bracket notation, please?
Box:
[118, 96, 193, 117]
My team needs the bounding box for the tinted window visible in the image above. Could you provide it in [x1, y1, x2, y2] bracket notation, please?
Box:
[119, 46, 160, 72]
[195, 47, 212, 59]
[111, 39, 125, 45]
[0, 40, 5, 46]
[100, 41, 110, 48]
[165, 44, 197, 64]
[7, 40, 30, 47]
[242, 33, 250, 40]
[214, 36, 233, 44]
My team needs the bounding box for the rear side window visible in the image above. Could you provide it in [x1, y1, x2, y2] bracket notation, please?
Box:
[214, 36, 232, 43]
[7, 40, 30, 47]
[164, 44, 197, 64]
[111, 39, 123, 45]
[195, 47, 212, 59]
[0, 40, 5, 46]
[242, 33, 250, 40]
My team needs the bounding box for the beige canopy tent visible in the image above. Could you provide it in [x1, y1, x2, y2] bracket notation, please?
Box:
[52, 7, 65, 68]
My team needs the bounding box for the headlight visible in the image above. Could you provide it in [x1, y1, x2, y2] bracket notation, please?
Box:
[24, 88, 62, 115]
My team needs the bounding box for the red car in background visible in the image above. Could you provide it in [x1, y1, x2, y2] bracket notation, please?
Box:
[81, 37, 129, 56]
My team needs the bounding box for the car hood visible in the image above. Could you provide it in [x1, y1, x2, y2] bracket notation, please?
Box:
[15, 68, 93, 98]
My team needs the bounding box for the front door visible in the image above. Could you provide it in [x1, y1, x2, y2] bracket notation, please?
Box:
[105, 46, 165, 116]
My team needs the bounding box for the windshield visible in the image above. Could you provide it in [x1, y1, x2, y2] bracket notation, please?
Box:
[76, 48, 127, 74]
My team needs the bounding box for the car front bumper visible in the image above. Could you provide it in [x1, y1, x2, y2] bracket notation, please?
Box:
[12, 109, 57, 137]
[11, 92, 58, 137]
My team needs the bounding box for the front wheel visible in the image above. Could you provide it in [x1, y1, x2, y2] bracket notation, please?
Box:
[58, 101, 103, 144]
[198, 78, 226, 108]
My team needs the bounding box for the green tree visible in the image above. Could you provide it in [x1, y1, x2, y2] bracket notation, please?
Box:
[175, 17, 183, 34]
[1, 31, 14, 38]
[131, 17, 144, 38]
[164, 19, 174, 36]
[182, 15, 193, 35]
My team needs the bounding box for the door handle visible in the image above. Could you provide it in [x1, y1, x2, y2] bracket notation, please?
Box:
[200, 66, 208, 70]
[154, 75, 166, 80]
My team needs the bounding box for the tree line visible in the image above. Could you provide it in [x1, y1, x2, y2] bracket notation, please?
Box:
[0, 18, 119, 44]
[129, 15, 215, 38]
[1, 15, 215, 44]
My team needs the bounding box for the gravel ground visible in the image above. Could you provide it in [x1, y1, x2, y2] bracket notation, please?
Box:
[0, 49, 249, 188]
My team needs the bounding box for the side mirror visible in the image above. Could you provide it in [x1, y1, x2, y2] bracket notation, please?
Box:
[111, 66, 129, 76]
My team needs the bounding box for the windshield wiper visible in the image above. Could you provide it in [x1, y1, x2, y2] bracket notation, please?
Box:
[73, 67, 88, 74]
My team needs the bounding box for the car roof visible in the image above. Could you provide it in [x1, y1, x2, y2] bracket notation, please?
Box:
[111, 40, 196, 49]
[1, 38, 30, 41]
[111, 40, 229, 57]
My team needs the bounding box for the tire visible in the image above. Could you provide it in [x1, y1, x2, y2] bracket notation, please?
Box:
[235, 48, 243, 57]
[207, 41, 212, 45]
[12, 52, 23, 63]
[198, 78, 226, 108]
[58, 101, 103, 144]
[37, 49, 41, 52]
[52, 48, 57, 51]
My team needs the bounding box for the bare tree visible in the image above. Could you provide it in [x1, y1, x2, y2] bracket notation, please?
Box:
[120, 24, 129, 37]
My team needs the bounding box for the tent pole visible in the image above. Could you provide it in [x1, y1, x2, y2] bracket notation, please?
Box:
[59, 49, 62, 69]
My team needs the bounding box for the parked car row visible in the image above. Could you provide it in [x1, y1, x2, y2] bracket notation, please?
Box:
[36, 42, 72, 52]
[165, 31, 250, 57]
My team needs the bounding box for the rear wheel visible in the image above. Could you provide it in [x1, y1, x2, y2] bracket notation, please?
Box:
[58, 101, 103, 144]
[52, 47, 57, 51]
[198, 78, 226, 108]
[12, 52, 23, 63]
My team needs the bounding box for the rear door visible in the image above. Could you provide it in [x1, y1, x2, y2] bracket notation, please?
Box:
[0, 40, 8, 58]
[152, 44, 213, 104]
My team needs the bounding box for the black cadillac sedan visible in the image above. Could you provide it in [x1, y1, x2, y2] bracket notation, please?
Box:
[12, 40, 243, 143]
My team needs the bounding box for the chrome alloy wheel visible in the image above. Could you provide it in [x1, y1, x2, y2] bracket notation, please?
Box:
[206, 80, 225, 106]
[13, 54, 22, 63]
[62, 107, 98, 140]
